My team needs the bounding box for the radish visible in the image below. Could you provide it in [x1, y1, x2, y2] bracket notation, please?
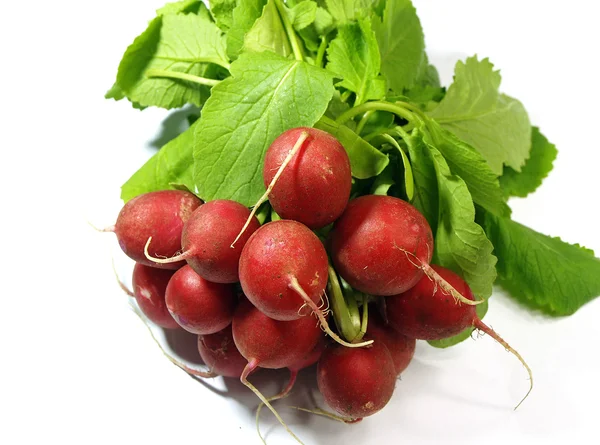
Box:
[197, 325, 248, 378]
[165, 265, 236, 335]
[112, 190, 202, 269]
[263, 127, 352, 229]
[239, 219, 372, 348]
[144, 199, 260, 283]
[232, 297, 325, 443]
[330, 195, 433, 296]
[317, 340, 396, 420]
[386, 264, 533, 408]
[367, 312, 415, 375]
[131, 263, 179, 329]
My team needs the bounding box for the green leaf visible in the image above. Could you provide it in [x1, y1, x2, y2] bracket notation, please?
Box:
[370, 163, 395, 195]
[243, 0, 292, 57]
[227, 0, 267, 60]
[481, 212, 600, 315]
[284, 0, 317, 30]
[105, 83, 147, 110]
[428, 298, 488, 348]
[425, 120, 511, 217]
[500, 127, 557, 198]
[428, 145, 497, 299]
[115, 14, 229, 109]
[324, 0, 376, 24]
[157, 0, 206, 15]
[192, 52, 335, 205]
[121, 124, 196, 202]
[373, 0, 425, 93]
[326, 19, 385, 105]
[208, 0, 237, 31]
[405, 128, 438, 232]
[314, 116, 389, 179]
[428, 57, 531, 175]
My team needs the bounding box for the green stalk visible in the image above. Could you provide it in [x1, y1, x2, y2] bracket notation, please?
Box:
[315, 36, 328, 68]
[274, 0, 304, 61]
[327, 265, 361, 342]
[335, 101, 419, 126]
[355, 110, 374, 136]
[146, 69, 221, 87]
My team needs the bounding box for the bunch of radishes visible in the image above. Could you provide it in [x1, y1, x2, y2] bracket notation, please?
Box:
[106, 127, 530, 442]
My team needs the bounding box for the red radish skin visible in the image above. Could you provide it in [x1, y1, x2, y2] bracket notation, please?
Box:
[148, 200, 260, 283]
[115, 190, 202, 269]
[317, 341, 396, 419]
[387, 265, 533, 409]
[165, 265, 236, 335]
[330, 195, 434, 296]
[264, 127, 352, 230]
[239, 220, 328, 321]
[367, 313, 415, 375]
[132, 263, 179, 329]
[197, 325, 248, 378]
[232, 298, 323, 370]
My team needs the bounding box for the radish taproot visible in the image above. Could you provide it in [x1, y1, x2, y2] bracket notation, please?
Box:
[317, 340, 396, 420]
[386, 264, 533, 408]
[263, 127, 352, 230]
[132, 263, 179, 329]
[165, 265, 236, 335]
[145, 199, 260, 283]
[113, 190, 202, 269]
[232, 298, 325, 443]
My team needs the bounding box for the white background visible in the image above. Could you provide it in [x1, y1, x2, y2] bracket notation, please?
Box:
[1, 1, 599, 444]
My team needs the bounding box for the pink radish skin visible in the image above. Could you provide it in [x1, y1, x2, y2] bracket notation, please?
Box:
[317, 341, 396, 419]
[115, 190, 202, 269]
[232, 298, 323, 370]
[165, 265, 236, 335]
[330, 195, 434, 296]
[263, 127, 352, 230]
[181, 200, 260, 283]
[239, 220, 328, 321]
[197, 325, 249, 378]
[132, 263, 179, 329]
[367, 313, 415, 375]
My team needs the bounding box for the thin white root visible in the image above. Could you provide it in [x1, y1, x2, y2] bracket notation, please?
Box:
[256, 369, 298, 444]
[395, 246, 482, 306]
[143, 237, 189, 264]
[87, 221, 115, 233]
[230, 131, 310, 249]
[242, 362, 304, 445]
[288, 276, 373, 348]
[111, 256, 134, 297]
[129, 304, 217, 378]
[289, 406, 361, 424]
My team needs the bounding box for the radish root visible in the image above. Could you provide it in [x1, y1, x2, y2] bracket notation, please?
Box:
[395, 246, 482, 306]
[143, 237, 191, 264]
[242, 361, 304, 445]
[129, 304, 217, 378]
[288, 276, 373, 348]
[474, 319, 533, 410]
[256, 369, 298, 444]
[231, 131, 310, 249]
[289, 406, 361, 424]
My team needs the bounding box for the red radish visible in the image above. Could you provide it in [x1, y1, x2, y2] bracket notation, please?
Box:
[197, 325, 248, 378]
[263, 127, 352, 229]
[239, 219, 328, 321]
[317, 340, 396, 419]
[239, 219, 371, 348]
[165, 265, 236, 335]
[132, 263, 179, 329]
[232, 298, 325, 442]
[387, 264, 533, 408]
[113, 190, 202, 269]
[144, 200, 260, 283]
[330, 195, 434, 296]
[367, 312, 415, 375]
